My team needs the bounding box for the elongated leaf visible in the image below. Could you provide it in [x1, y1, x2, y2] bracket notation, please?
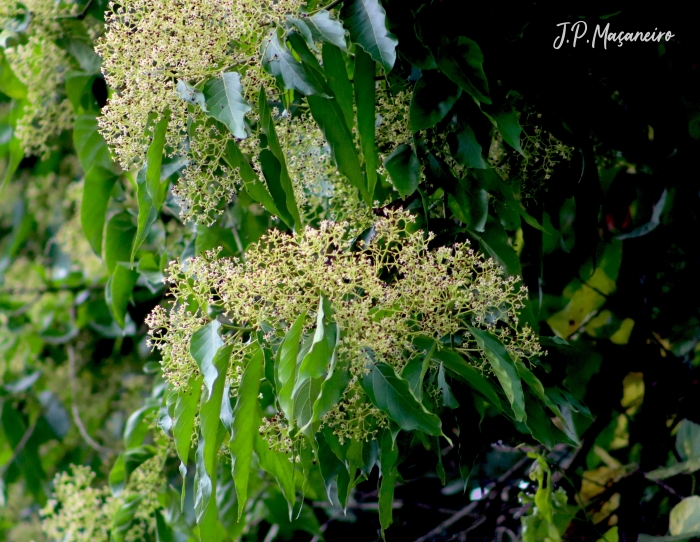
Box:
[322, 43, 354, 130]
[304, 64, 370, 203]
[173, 375, 203, 503]
[287, 32, 323, 73]
[378, 429, 399, 536]
[469, 215, 522, 277]
[194, 345, 230, 528]
[111, 494, 144, 542]
[146, 112, 170, 209]
[450, 124, 487, 169]
[316, 430, 345, 502]
[258, 89, 301, 230]
[109, 446, 156, 496]
[305, 9, 347, 50]
[257, 148, 296, 229]
[131, 167, 158, 262]
[287, 17, 316, 51]
[104, 212, 135, 273]
[362, 361, 445, 438]
[354, 45, 378, 198]
[293, 376, 323, 435]
[262, 30, 329, 97]
[255, 434, 296, 517]
[296, 297, 337, 385]
[410, 71, 461, 132]
[438, 362, 460, 409]
[81, 165, 118, 256]
[515, 360, 563, 420]
[190, 321, 225, 401]
[275, 311, 307, 423]
[494, 105, 524, 155]
[224, 140, 282, 218]
[73, 114, 113, 172]
[433, 348, 502, 410]
[438, 37, 491, 104]
[341, 0, 398, 71]
[230, 346, 263, 520]
[311, 357, 350, 429]
[384, 144, 420, 198]
[202, 72, 251, 139]
[468, 326, 525, 422]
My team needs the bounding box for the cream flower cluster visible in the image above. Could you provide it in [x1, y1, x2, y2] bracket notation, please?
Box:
[1, 0, 78, 157]
[96, 0, 305, 222]
[147, 209, 541, 445]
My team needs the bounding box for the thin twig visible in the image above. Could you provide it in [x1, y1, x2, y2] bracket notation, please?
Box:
[68, 343, 115, 455]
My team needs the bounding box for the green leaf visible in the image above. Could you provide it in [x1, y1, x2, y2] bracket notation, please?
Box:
[311, 356, 350, 430]
[131, 167, 158, 262]
[108, 446, 156, 496]
[81, 166, 118, 256]
[410, 71, 461, 132]
[230, 346, 263, 520]
[292, 376, 323, 435]
[155, 509, 175, 542]
[202, 72, 251, 139]
[515, 360, 564, 421]
[677, 419, 700, 461]
[173, 376, 203, 500]
[304, 64, 370, 204]
[378, 429, 400, 536]
[494, 105, 524, 155]
[258, 89, 302, 230]
[145, 112, 170, 210]
[123, 405, 156, 449]
[354, 45, 378, 198]
[262, 30, 329, 97]
[322, 43, 354, 130]
[646, 458, 700, 481]
[316, 430, 345, 502]
[437, 362, 460, 409]
[341, 0, 398, 72]
[468, 326, 525, 422]
[194, 345, 230, 529]
[305, 9, 347, 50]
[73, 114, 113, 173]
[111, 494, 144, 542]
[176, 79, 207, 111]
[224, 140, 282, 219]
[671, 496, 700, 536]
[255, 434, 296, 517]
[296, 297, 337, 384]
[468, 215, 522, 277]
[257, 148, 296, 229]
[450, 124, 488, 169]
[287, 31, 323, 73]
[438, 37, 491, 104]
[362, 360, 445, 438]
[384, 144, 420, 198]
[189, 321, 225, 401]
[275, 311, 307, 423]
[105, 212, 136, 274]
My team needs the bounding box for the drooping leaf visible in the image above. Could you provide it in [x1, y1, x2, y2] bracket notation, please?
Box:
[468, 326, 525, 422]
[145, 111, 171, 210]
[438, 37, 491, 104]
[292, 375, 323, 435]
[341, 0, 398, 72]
[304, 64, 370, 203]
[354, 45, 378, 198]
[202, 72, 251, 139]
[108, 446, 156, 496]
[494, 105, 524, 155]
[410, 71, 461, 132]
[437, 362, 460, 409]
[275, 312, 307, 424]
[305, 9, 347, 50]
[316, 430, 345, 503]
[255, 434, 296, 517]
[194, 345, 230, 531]
[111, 494, 144, 542]
[81, 165, 118, 256]
[104, 212, 136, 274]
[384, 144, 420, 198]
[322, 43, 354, 130]
[131, 167, 158, 262]
[450, 124, 488, 169]
[378, 429, 400, 537]
[189, 321, 225, 401]
[258, 89, 302, 230]
[362, 360, 445, 438]
[73, 114, 113, 173]
[173, 375, 203, 504]
[262, 30, 329, 97]
[230, 345, 263, 520]
[468, 215, 522, 277]
[296, 297, 337, 384]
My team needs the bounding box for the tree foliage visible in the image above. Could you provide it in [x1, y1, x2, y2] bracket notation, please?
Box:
[1, 1, 699, 541]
